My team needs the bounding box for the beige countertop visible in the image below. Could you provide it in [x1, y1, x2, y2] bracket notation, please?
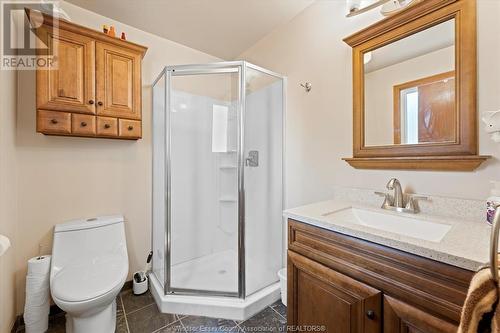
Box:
[284, 199, 492, 271]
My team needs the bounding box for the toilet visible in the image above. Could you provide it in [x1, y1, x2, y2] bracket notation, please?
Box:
[50, 216, 128, 333]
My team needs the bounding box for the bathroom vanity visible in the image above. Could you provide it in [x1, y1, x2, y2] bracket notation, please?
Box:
[285, 199, 489, 333]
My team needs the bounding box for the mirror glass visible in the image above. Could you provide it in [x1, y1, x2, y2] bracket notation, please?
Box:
[364, 19, 456, 147]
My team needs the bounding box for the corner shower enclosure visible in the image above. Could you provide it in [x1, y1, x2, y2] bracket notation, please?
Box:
[151, 61, 285, 320]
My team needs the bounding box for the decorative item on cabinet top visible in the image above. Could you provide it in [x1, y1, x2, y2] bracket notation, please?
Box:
[26, 8, 148, 140]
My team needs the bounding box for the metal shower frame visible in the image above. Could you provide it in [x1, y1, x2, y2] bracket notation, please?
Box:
[152, 61, 287, 299]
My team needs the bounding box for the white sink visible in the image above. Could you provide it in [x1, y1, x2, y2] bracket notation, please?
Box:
[322, 207, 452, 242]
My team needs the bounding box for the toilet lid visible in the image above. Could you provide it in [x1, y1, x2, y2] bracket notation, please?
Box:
[51, 255, 127, 302]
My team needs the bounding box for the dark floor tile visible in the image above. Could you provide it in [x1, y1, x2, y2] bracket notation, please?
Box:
[115, 315, 128, 333]
[240, 307, 286, 333]
[270, 300, 287, 318]
[46, 313, 66, 333]
[126, 303, 177, 333]
[121, 289, 155, 314]
[155, 321, 186, 333]
[16, 314, 65, 333]
[117, 296, 125, 317]
[180, 316, 239, 333]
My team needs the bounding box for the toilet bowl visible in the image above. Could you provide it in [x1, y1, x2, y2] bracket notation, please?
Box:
[50, 216, 128, 333]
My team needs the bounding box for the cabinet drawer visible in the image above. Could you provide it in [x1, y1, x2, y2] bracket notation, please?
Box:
[37, 110, 71, 134]
[119, 119, 141, 139]
[72, 114, 96, 136]
[96, 116, 118, 137]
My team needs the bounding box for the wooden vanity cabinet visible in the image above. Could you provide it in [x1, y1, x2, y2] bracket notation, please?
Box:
[29, 9, 147, 140]
[287, 219, 474, 333]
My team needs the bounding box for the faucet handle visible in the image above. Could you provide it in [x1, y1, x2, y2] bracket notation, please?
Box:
[374, 191, 393, 208]
[405, 195, 429, 213]
[407, 194, 429, 202]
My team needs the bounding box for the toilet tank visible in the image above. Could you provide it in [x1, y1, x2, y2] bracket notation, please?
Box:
[50, 215, 128, 279]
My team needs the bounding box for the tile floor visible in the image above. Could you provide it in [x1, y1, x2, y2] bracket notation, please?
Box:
[16, 289, 287, 333]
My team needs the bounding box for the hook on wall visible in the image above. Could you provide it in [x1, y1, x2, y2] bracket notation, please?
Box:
[300, 82, 312, 92]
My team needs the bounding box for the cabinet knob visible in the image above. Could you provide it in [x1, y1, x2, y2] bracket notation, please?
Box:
[366, 310, 375, 320]
[81, 122, 87, 127]
[51, 119, 58, 124]
[128, 125, 134, 131]
[104, 124, 111, 129]
[88, 100, 94, 105]
[97, 101, 103, 106]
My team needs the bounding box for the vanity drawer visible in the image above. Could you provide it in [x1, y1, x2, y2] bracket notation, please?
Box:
[118, 119, 141, 139]
[37, 110, 71, 134]
[96, 116, 118, 137]
[288, 219, 473, 324]
[72, 114, 96, 136]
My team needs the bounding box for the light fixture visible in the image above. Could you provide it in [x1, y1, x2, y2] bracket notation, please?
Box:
[346, 0, 391, 17]
[346, 0, 416, 18]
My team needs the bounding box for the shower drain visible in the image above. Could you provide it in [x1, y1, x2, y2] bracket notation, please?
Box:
[218, 269, 227, 275]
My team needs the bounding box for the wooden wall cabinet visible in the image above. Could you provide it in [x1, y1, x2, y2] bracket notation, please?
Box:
[28, 9, 147, 140]
[287, 220, 473, 333]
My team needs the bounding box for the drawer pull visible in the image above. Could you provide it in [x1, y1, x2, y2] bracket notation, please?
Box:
[128, 125, 134, 131]
[366, 310, 375, 320]
[104, 123, 111, 129]
[51, 119, 58, 124]
[97, 101, 103, 106]
[81, 122, 87, 127]
[88, 100, 94, 105]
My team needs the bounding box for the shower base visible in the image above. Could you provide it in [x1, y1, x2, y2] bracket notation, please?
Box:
[149, 250, 281, 320]
[171, 250, 239, 292]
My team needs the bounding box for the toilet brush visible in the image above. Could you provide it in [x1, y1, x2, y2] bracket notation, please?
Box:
[133, 251, 152, 295]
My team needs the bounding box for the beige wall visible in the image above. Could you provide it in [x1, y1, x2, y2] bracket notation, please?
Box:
[0, 66, 19, 332]
[10, 1, 220, 317]
[239, 0, 500, 208]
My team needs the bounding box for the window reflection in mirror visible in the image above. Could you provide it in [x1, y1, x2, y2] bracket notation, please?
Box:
[364, 19, 456, 147]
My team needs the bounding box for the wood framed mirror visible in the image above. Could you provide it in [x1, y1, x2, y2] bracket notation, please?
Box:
[343, 0, 489, 171]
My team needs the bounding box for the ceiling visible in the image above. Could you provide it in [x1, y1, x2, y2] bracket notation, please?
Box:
[64, 0, 314, 60]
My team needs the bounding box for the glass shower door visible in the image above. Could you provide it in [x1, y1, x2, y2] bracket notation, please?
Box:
[167, 67, 241, 296]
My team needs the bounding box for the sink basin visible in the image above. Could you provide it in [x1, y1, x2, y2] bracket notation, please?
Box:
[322, 207, 452, 242]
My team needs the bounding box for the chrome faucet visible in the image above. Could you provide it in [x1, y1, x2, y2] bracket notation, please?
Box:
[375, 178, 428, 214]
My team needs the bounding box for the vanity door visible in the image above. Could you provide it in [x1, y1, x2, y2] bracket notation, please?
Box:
[383, 296, 457, 333]
[288, 251, 382, 333]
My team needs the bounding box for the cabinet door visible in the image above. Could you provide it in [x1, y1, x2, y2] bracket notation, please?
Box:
[37, 27, 95, 114]
[288, 251, 382, 333]
[96, 42, 142, 120]
[383, 296, 458, 333]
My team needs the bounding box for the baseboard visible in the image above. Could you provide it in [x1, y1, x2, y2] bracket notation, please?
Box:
[11, 280, 133, 333]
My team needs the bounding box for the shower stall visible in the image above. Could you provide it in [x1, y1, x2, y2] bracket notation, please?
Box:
[151, 61, 285, 320]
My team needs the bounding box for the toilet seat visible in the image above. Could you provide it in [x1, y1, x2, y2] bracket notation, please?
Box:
[52, 255, 127, 303]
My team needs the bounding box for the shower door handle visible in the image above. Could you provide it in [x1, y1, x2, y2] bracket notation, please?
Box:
[245, 151, 259, 167]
